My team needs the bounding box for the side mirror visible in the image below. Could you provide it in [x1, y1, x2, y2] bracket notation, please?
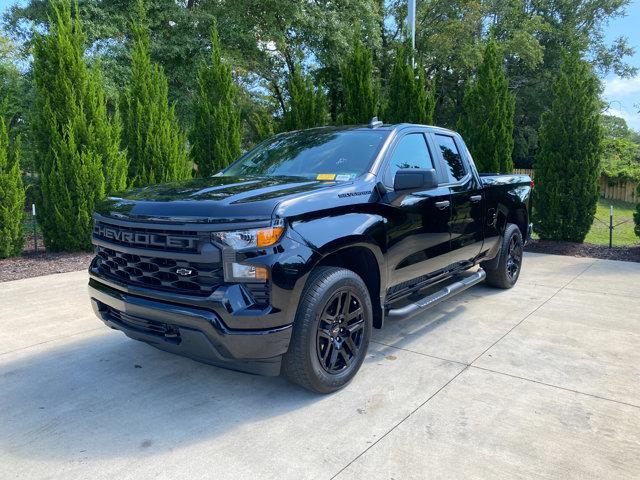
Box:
[393, 168, 438, 191]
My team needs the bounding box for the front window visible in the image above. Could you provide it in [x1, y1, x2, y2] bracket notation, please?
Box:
[223, 129, 388, 181]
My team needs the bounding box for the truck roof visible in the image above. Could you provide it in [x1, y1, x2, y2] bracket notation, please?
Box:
[280, 123, 458, 136]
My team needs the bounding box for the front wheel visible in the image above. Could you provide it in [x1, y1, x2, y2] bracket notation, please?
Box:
[482, 223, 524, 289]
[283, 267, 372, 393]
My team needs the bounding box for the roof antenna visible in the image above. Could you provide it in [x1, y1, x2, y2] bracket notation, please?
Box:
[368, 117, 383, 128]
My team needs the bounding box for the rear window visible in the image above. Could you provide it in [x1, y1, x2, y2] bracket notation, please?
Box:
[434, 134, 466, 182]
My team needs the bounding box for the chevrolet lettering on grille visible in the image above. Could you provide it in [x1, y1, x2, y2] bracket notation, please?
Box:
[93, 224, 198, 250]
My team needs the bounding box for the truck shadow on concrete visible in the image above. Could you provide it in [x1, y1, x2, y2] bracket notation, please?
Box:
[0, 302, 469, 462]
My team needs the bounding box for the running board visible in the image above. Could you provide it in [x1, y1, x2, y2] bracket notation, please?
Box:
[386, 269, 486, 319]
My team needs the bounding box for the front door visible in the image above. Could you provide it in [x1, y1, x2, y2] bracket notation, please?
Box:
[381, 132, 452, 289]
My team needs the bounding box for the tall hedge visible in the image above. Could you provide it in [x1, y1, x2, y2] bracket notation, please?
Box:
[457, 38, 515, 173]
[190, 24, 241, 177]
[0, 114, 24, 258]
[283, 68, 327, 132]
[385, 46, 435, 125]
[634, 186, 640, 237]
[340, 39, 378, 125]
[534, 50, 602, 242]
[32, 0, 126, 251]
[121, 0, 191, 186]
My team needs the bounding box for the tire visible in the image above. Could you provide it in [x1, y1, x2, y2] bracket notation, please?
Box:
[482, 223, 524, 289]
[283, 266, 373, 394]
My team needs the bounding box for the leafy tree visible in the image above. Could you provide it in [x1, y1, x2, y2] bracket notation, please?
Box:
[533, 50, 602, 242]
[282, 68, 327, 131]
[341, 38, 379, 124]
[601, 114, 631, 139]
[121, 0, 191, 186]
[384, 46, 435, 124]
[32, 0, 126, 251]
[601, 136, 640, 181]
[385, 0, 636, 167]
[191, 24, 241, 177]
[458, 37, 515, 173]
[0, 113, 25, 258]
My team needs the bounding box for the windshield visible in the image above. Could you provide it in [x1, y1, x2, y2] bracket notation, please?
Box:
[222, 129, 388, 181]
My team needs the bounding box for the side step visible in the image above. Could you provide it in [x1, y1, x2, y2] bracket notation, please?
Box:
[386, 269, 486, 319]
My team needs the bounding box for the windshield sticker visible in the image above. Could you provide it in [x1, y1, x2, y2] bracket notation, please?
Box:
[335, 174, 352, 182]
[316, 173, 336, 181]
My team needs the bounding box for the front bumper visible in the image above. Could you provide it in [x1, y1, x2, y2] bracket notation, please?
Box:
[89, 278, 292, 376]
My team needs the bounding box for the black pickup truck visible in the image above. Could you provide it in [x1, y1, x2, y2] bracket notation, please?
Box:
[89, 121, 533, 393]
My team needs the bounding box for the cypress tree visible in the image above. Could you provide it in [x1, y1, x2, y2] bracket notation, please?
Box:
[121, 0, 191, 186]
[457, 37, 515, 173]
[635, 189, 640, 237]
[32, 0, 125, 251]
[340, 39, 378, 125]
[283, 68, 327, 131]
[0, 115, 25, 258]
[534, 50, 602, 242]
[385, 46, 435, 124]
[190, 24, 241, 177]
[250, 111, 275, 142]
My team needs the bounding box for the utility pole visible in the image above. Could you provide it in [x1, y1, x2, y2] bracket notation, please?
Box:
[408, 0, 416, 67]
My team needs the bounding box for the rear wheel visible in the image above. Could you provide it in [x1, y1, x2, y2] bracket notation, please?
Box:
[283, 267, 372, 393]
[482, 223, 523, 289]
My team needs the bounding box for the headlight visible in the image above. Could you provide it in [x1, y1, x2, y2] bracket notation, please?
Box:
[212, 226, 285, 250]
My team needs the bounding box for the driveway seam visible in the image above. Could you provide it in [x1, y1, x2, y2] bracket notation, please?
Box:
[329, 365, 469, 480]
[0, 327, 104, 357]
[470, 365, 640, 410]
[370, 340, 468, 366]
[468, 258, 599, 366]
[372, 338, 640, 410]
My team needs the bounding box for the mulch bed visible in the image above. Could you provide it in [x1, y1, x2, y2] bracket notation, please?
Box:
[525, 239, 640, 263]
[0, 235, 94, 283]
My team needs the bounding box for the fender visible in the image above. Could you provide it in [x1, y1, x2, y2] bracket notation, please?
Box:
[288, 212, 388, 326]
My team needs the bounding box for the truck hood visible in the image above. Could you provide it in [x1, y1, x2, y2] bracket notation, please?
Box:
[95, 176, 345, 225]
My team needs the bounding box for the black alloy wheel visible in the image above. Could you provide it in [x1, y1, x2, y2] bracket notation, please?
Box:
[482, 223, 524, 289]
[506, 234, 523, 281]
[283, 266, 372, 393]
[316, 288, 366, 374]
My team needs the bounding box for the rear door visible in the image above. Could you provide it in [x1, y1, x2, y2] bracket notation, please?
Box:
[430, 132, 484, 264]
[380, 131, 452, 289]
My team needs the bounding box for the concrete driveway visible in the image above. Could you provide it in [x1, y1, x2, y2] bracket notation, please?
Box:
[1, 252, 639, 479]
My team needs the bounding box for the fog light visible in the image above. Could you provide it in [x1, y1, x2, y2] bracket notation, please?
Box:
[230, 263, 268, 281]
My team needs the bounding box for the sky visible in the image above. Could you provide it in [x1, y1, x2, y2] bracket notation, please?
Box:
[1, 0, 639, 129]
[601, 1, 640, 129]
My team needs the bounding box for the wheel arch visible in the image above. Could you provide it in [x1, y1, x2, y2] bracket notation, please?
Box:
[312, 242, 385, 329]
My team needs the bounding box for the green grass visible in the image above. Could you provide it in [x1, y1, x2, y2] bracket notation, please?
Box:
[585, 198, 639, 246]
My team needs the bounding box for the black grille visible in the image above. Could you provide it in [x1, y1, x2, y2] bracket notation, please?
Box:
[94, 246, 224, 296]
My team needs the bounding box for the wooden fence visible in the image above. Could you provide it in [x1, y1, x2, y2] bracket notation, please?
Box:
[513, 169, 638, 204]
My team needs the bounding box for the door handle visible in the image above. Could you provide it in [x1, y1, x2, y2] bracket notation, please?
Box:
[435, 200, 450, 210]
[470, 195, 482, 203]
